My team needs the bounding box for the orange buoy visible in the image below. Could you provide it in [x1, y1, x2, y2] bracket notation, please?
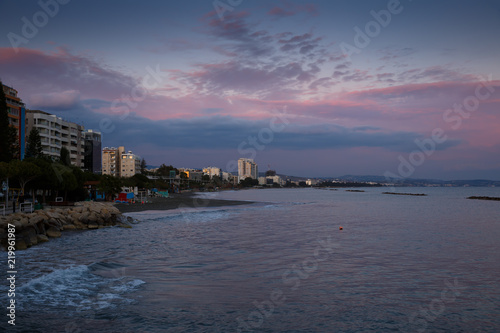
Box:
[339, 226, 343, 230]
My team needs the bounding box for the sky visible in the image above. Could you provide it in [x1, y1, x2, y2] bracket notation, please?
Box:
[0, 0, 499, 180]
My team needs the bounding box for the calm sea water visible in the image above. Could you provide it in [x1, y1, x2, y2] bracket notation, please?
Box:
[1, 187, 500, 332]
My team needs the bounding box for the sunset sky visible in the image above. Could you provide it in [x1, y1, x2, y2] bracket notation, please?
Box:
[1, 0, 499, 179]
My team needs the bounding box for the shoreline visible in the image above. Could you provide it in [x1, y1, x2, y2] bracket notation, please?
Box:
[114, 193, 255, 213]
[0, 202, 125, 251]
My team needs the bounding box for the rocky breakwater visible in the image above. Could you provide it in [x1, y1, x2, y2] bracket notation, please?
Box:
[0, 202, 133, 251]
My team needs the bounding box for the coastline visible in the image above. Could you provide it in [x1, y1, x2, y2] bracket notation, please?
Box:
[114, 192, 255, 213]
[0, 201, 125, 251]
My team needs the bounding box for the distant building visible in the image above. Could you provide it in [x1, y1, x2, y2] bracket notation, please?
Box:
[102, 146, 141, 177]
[306, 179, 317, 186]
[25, 110, 85, 166]
[83, 129, 102, 173]
[120, 150, 141, 178]
[259, 175, 285, 186]
[203, 166, 222, 179]
[222, 171, 233, 182]
[238, 158, 258, 182]
[2, 84, 26, 159]
[179, 168, 203, 181]
[102, 146, 122, 177]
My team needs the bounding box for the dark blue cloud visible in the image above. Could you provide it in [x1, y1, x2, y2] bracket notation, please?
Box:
[46, 105, 461, 155]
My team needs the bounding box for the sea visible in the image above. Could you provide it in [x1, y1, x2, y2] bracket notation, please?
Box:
[1, 187, 499, 332]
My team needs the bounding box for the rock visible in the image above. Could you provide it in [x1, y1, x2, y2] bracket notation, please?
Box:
[79, 212, 90, 223]
[28, 234, 38, 246]
[1, 201, 124, 251]
[89, 205, 101, 214]
[15, 239, 28, 250]
[46, 227, 61, 238]
[19, 218, 30, 228]
[20, 228, 38, 246]
[101, 208, 110, 220]
[36, 222, 46, 235]
[37, 234, 49, 243]
[29, 215, 45, 225]
[73, 221, 87, 229]
[89, 212, 98, 223]
[108, 207, 120, 215]
[45, 217, 62, 229]
[96, 217, 105, 225]
[70, 212, 80, 223]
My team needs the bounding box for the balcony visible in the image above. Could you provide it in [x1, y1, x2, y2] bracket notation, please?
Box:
[8, 108, 19, 116]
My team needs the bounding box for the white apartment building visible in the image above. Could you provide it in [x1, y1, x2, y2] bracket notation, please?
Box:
[238, 158, 258, 182]
[26, 110, 85, 167]
[121, 150, 141, 178]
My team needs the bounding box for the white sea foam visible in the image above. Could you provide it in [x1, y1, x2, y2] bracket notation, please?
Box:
[17, 264, 145, 311]
[110, 279, 146, 293]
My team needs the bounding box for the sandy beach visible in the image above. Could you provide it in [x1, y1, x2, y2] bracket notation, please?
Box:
[114, 192, 254, 213]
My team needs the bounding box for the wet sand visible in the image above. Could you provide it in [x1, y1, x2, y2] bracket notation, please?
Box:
[115, 193, 254, 213]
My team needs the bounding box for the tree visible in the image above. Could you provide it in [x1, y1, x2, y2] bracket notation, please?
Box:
[140, 158, 147, 174]
[0, 161, 10, 181]
[68, 165, 86, 201]
[240, 177, 258, 187]
[25, 127, 44, 159]
[31, 158, 58, 203]
[98, 175, 123, 201]
[0, 82, 18, 162]
[211, 175, 222, 186]
[157, 164, 177, 177]
[266, 170, 276, 177]
[9, 160, 41, 198]
[130, 173, 149, 188]
[59, 147, 71, 166]
[59, 169, 77, 201]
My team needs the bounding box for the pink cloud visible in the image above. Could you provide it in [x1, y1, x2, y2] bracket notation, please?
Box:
[29, 90, 81, 110]
[267, 3, 318, 18]
[0, 47, 137, 102]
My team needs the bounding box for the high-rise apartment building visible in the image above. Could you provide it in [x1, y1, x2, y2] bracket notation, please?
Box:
[25, 110, 85, 166]
[102, 146, 141, 177]
[83, 129, 102, 174]
[120, 150, 141, 178]
[238, 158, 258, 181]
[2, 84, 26, 159]
[102, 146, 123, 177]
